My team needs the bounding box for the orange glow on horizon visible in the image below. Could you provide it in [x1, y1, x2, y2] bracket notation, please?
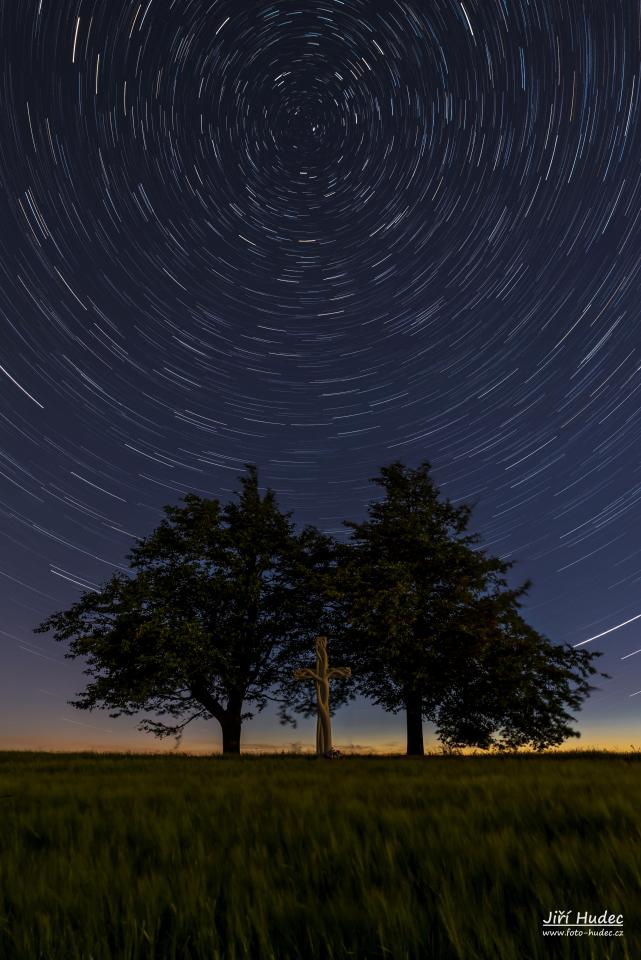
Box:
[1, 732, 639, 755]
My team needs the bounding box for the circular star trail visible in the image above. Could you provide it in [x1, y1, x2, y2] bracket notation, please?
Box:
[1, 0, 640, 746]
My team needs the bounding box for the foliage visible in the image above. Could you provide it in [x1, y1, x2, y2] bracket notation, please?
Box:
[332, 461, 604, 752]
[434, 602, 603, 750]
[34, 467, 330, 751]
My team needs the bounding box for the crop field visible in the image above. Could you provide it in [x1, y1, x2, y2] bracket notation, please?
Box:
[0, 751, 639, 959]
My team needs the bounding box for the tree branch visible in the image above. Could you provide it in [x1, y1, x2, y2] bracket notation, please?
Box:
[190, 675, 227, 723]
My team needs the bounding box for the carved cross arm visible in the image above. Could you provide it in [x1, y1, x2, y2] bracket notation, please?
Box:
[327, 667, 352, 680]
[293, 668, 320, 681]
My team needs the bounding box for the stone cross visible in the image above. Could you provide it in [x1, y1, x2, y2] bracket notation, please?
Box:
[293, 635, 351, 755]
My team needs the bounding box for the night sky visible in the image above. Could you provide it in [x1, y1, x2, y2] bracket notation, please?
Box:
[1, 0, 640, 752]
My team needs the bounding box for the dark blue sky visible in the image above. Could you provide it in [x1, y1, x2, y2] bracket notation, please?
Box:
[0, 0, 640, 751]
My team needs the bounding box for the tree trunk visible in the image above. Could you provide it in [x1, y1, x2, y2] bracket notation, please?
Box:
[221, 713, 242, 755]
[405, 691, 424, 756]
[190, 677, 244, 755]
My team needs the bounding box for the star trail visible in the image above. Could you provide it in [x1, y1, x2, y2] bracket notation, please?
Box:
[1, 0, 640, 750]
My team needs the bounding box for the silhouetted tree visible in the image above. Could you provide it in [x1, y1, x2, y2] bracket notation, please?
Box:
[333, 462, 604, 755]
[433, 600, 604, 750]
[35, 466, 331, 754]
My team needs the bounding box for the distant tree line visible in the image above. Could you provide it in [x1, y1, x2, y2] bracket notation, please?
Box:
[35, 462, 605, 756]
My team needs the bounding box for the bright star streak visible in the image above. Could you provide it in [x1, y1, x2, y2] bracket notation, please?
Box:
[0, 363, 44, 408]
[574, 613, 641, 648]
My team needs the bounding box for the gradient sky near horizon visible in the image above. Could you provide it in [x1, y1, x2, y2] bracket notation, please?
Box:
[2, 0, 641, 753]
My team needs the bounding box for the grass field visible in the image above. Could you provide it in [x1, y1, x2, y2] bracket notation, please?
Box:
[0, 751, 639, 959]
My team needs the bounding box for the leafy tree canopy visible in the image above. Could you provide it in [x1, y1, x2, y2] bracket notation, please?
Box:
[330, 461, 605, 754]
[35, 466, 332, 753]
